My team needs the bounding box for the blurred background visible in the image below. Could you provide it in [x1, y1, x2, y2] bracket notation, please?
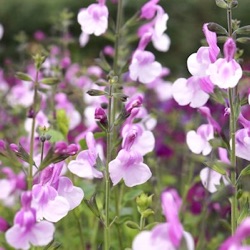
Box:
[0, 0, 249, 79]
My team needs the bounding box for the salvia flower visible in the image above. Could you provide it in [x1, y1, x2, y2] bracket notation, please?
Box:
[0, 167, 26, 206]
[77, 0, 108, 36]
[172, 77, 210, 108]
[32, 162, 84, 222]
[132, 189, 194, 250]
[208, 38, 242, 89]
[68, 132, 104, 179]
[129, 33, 162, 84]
[109, 129, 152, 187]
[219, 217, 250, 250]
[0, 217, 9, 232]
[5, 191, 55, 250]
[140, 0, 159, 20]
[186, 124, 214, 155]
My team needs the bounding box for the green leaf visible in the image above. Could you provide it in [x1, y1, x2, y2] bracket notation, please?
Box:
[95, 51, 111, 72]
[43, 239, 62, 250]
[204, 160, 229, 175]
[238, 165, 250, 179]
[144, 222, 158, 230]
[215, 0, 227, 9]
[56, 109, 69, 138]
[79, 132, 106, 150]
[40, 77, 60, 85]
[235, 25, 250, 35]
[207, 22, 228, 35]
[125, 221, 140, 230]
[16, 72, 33, 82]
[87, 89, 107, 96]
[237, 200, 250, 225]
[237, 37, 250, 44]
[84, 194, 101, 219]
[46, 129, 65, 143]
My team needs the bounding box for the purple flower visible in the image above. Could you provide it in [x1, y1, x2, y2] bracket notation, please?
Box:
[0, 217, 9, 232]
[32, 163, 84, 222]
[68, 132, 104, 179]
[109, 129, 152, 187]
[235, 128, 250, 161]
[186, 124, 214, 155]
[132, 189, 194, 250]
[219, 217, 250, 250]
[5, 191, 55, 250]
[172, 77, 210, 108]
[129, 33, 162, 84]
[140, 0, 159, 20]
[77, 0, 109, 36]
[208, 38, 242, 89]
[0, 167, 26, 206]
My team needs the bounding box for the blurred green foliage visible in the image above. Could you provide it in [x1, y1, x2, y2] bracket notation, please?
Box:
[0, 0, 250, 77]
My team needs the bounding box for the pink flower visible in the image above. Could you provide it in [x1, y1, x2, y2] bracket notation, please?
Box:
[220, 217, 250, 250]
[208, 38, 242, 89]
[5, 192, 55, 250]
[122, 124, 155, 156]
[79, 31, 89, 47]
[68, 132, 104, 179]
[235, 128, 250, 161]
[186, 124, 214, 155]
[77, 0, 108, 36]
[132, 189, 194, 250]
[172, 77, 210, 108]
[32, 163, 84, 222]
[138, 6, 170, 52]
[109, 130, 152, 187]
[140, 0, 159, 20]
[129, 50, 162, 84]
[129, 33, 162, 84]
[0, 167, 26, 207]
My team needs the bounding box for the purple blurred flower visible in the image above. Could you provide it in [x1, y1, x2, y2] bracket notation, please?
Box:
[5, 191, 55, 250]
[132, 189, 194, 250]
[220, 217, 250, 250]
[77, 0, 108, 36]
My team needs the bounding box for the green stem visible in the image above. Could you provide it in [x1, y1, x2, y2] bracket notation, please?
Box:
[73, 210, 86, 250]
[227, 6, 238, 235]
[139, 216, 145, 231]
[104, 1, 123, 249]
[228, 88, 238, 234]
[28, 70, 39, 190]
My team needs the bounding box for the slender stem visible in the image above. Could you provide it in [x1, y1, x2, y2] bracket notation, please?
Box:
[73, 210, 86, 250]
[139, 216, 145, 231]
[40, 140, 45, 163]
[227, 6, 238, 235]
[228, 88, 238, 234]
[104, 1, 123, 249]
[28, 70, 39, 190]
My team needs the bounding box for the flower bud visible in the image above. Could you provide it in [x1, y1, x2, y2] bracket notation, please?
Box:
[136, 193, 153, 213]
[95, 107, 108, 131]
[66, 144, 79, 156]
[0, 217, 9, 232]
[87, 89, 106, 96]
[126, 95, 143, 114]
[224, 38, 236, 62]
